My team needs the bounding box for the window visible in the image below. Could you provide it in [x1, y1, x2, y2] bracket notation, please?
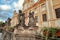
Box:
[42, 14, 47, 21]
[55, 8, 60, 18]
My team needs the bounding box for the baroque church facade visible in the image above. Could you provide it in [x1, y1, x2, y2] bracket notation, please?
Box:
[2, 0, 60, 40]
[11, 0, 60, 32]
[23, 0, 60, 28]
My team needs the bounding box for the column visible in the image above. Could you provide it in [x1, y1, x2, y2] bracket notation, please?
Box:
[46, 0, 56, 27]
[38, 5, 43, 32]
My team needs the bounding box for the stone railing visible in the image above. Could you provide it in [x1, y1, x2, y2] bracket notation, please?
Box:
[13, 32, 44, 40]
[2, 30, 60, 40]
[1, 29, 60, 40]
[2, 30, 14, 40]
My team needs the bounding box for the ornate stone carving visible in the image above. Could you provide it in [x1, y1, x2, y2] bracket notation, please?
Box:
[6, 18, 11, 26]
[18, 10, 22, 25]
[21, 13, 25, 27]
[18, 10, 25, 27]
[28, 12, 36, 27]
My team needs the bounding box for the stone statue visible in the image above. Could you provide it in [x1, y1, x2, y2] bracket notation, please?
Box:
[18, 10, 25, 27]
[6, 18, 11, 26]
[18, 10, 22, 25]
[28, 12, 36, 27]
[21, 13, 25, 27]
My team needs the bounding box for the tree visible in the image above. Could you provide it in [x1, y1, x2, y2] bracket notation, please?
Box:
[0, 21, 5, 32]
[0, 21, 5, 27]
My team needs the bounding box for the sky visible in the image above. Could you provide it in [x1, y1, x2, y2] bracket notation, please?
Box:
[0, 0, 38, 22]
[0, 0, 24, 22]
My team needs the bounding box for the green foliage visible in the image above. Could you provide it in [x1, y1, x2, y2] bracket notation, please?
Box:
[0, 21, 3, 25]
[41, 27, 60, 32]
[49, 27, 56, 33]
[0, 21, 5, 27]
[41, 27, 48, 32]
[6, 26, 14, 32]
[41, 27, 60, 37]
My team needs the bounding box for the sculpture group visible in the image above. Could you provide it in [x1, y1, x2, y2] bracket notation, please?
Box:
[17, 10, 37, 29]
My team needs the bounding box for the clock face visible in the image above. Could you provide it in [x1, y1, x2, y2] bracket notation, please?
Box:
[34, 0, 38, 3]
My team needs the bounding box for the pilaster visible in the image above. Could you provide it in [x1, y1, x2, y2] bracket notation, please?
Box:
[46, 0, 56, 27]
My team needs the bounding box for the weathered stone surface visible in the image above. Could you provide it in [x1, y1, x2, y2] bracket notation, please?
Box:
[18, 10, 25, 27]
[28, 12, 36, 27]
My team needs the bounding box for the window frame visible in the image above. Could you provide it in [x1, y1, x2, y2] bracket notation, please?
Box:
[42, 14, 47, 22]
[55, 8, 60, 18]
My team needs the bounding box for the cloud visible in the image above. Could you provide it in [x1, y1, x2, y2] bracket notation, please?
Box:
[0, 9, 13, 22]
[0, 0, 24, 22]
[13, 0, 24, 10]
[0, 5, 11, 10]
[0, 0, 13, 4]
[0, 19, 5, 22]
